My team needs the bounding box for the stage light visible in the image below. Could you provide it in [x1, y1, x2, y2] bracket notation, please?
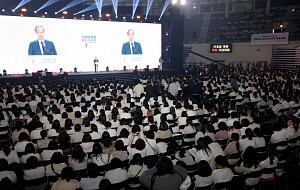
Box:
[12, 10, 15, 12]
[82, 14, 85, 17]
[109, 19, 111, 21]
[280, 24, 283, 28]
[55, 12, 58, 14]
[145, 17, 147, 20]
[116, 15, 118, 18]
[140, 21, 143, 23]
[81, 17, 84, 20]
[193, 5, 196, 9]
[131, 16, 134, 19]
[2, 9, 4, 12]
[136, 15, 141, 19]
[105, 13, 110, 17]
[3, 70, 7, 75]
[106, 66, 109, 71]
[34, 11, 37, 13]
[63, 11, 68, 15]
[166, 32, 168, 36]
[91, 18, 94, 20]
[90, 15, 93, 17]
[123, 16, 126, 19]
[180, 0, 185, 5]
[172, 0, 177, 5]
[45, 12, 47, 14]
[98, 18, 101, 21]
[62, 16, 65, 19]
[74, 17, 76, 19]
[42, 15, 45, 18]
[25, 69, 29, 74]
[20, 13, 24, 16]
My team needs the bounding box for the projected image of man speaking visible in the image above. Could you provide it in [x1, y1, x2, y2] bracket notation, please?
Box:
[121, 29, 143, 55]
[28, 26, 57, 55]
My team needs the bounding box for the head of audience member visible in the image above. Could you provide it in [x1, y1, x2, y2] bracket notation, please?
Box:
[0, 159, 8, 172]
[26, 156, 39, 169]
[155, 156, 174, 175]
[215, 155, 229, 169]
[82, 133, 92, 143]
[51, 152, 65, 165]
[196, 160, 212, 177]
[71, 145, 86, 163]
[74, 124, 81, 132]
[99, 179, 112, 190]
[130, 153, 143, 166]
[25, 143, 36, 154]
[135, 139, 146, 151]
[110, 158, 123, 170]
[114, 140, 125, 151]
[242, 146, 259, 169]
[18, 132, 29, 142]
[61, 167, 73, 182]
[48, 140, 59, 150]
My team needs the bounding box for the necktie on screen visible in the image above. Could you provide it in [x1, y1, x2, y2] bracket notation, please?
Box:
[41, 42, 45, 55]
[131, 43, 134, 54]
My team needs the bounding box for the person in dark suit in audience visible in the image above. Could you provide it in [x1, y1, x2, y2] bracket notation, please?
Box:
[28, 26, 57, 55]
[121, 29, 143, 55]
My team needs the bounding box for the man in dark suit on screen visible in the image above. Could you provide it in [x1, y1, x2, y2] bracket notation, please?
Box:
[121, 29, 143, 55]
[28, 26, 57, 55]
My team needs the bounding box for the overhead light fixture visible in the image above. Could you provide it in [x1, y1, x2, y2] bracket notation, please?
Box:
[136, 15, 141, 19]
[105, 13, 110, 17]
[180, 0, 185, 5]
[62, 10, 68, 15]
[172, 0, 177, 5]
[21, 8, 27, 12]
[90, 14, 93, 17]
[45, 12, 47, 15]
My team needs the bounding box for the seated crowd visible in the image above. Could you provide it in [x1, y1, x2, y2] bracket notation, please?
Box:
[0, 67, 299, 190]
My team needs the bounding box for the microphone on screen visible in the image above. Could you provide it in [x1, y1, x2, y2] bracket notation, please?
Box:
[43, 47, 54, 55]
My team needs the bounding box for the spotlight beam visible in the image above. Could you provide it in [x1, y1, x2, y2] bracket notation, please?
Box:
[159, 0, 171, 20]
[132, 0, 140, 18]
[13, 0, 32, 11]
[112, 0, 118, 18]
[95, 0, 103, 17]
[74, 4, 97, 15]
[56, 0, 84, 14]
[36, 0, 60, 12]
[145, 0, 154, 19]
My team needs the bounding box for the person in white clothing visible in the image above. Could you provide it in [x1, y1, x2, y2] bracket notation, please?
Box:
[239, 128, 255, 152]
[212, 155, 234, 183]
[193, 160, 213, 188]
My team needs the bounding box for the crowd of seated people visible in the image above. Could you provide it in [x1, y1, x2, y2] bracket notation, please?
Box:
[0, 67, 299, 190]
[206, 8, 288, 43]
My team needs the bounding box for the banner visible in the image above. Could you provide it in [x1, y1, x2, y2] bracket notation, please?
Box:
[251, 32, 289, 45]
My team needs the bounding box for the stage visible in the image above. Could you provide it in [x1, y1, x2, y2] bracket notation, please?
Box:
[0, 68, 172, 85]
[0, 70, 138, 84]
